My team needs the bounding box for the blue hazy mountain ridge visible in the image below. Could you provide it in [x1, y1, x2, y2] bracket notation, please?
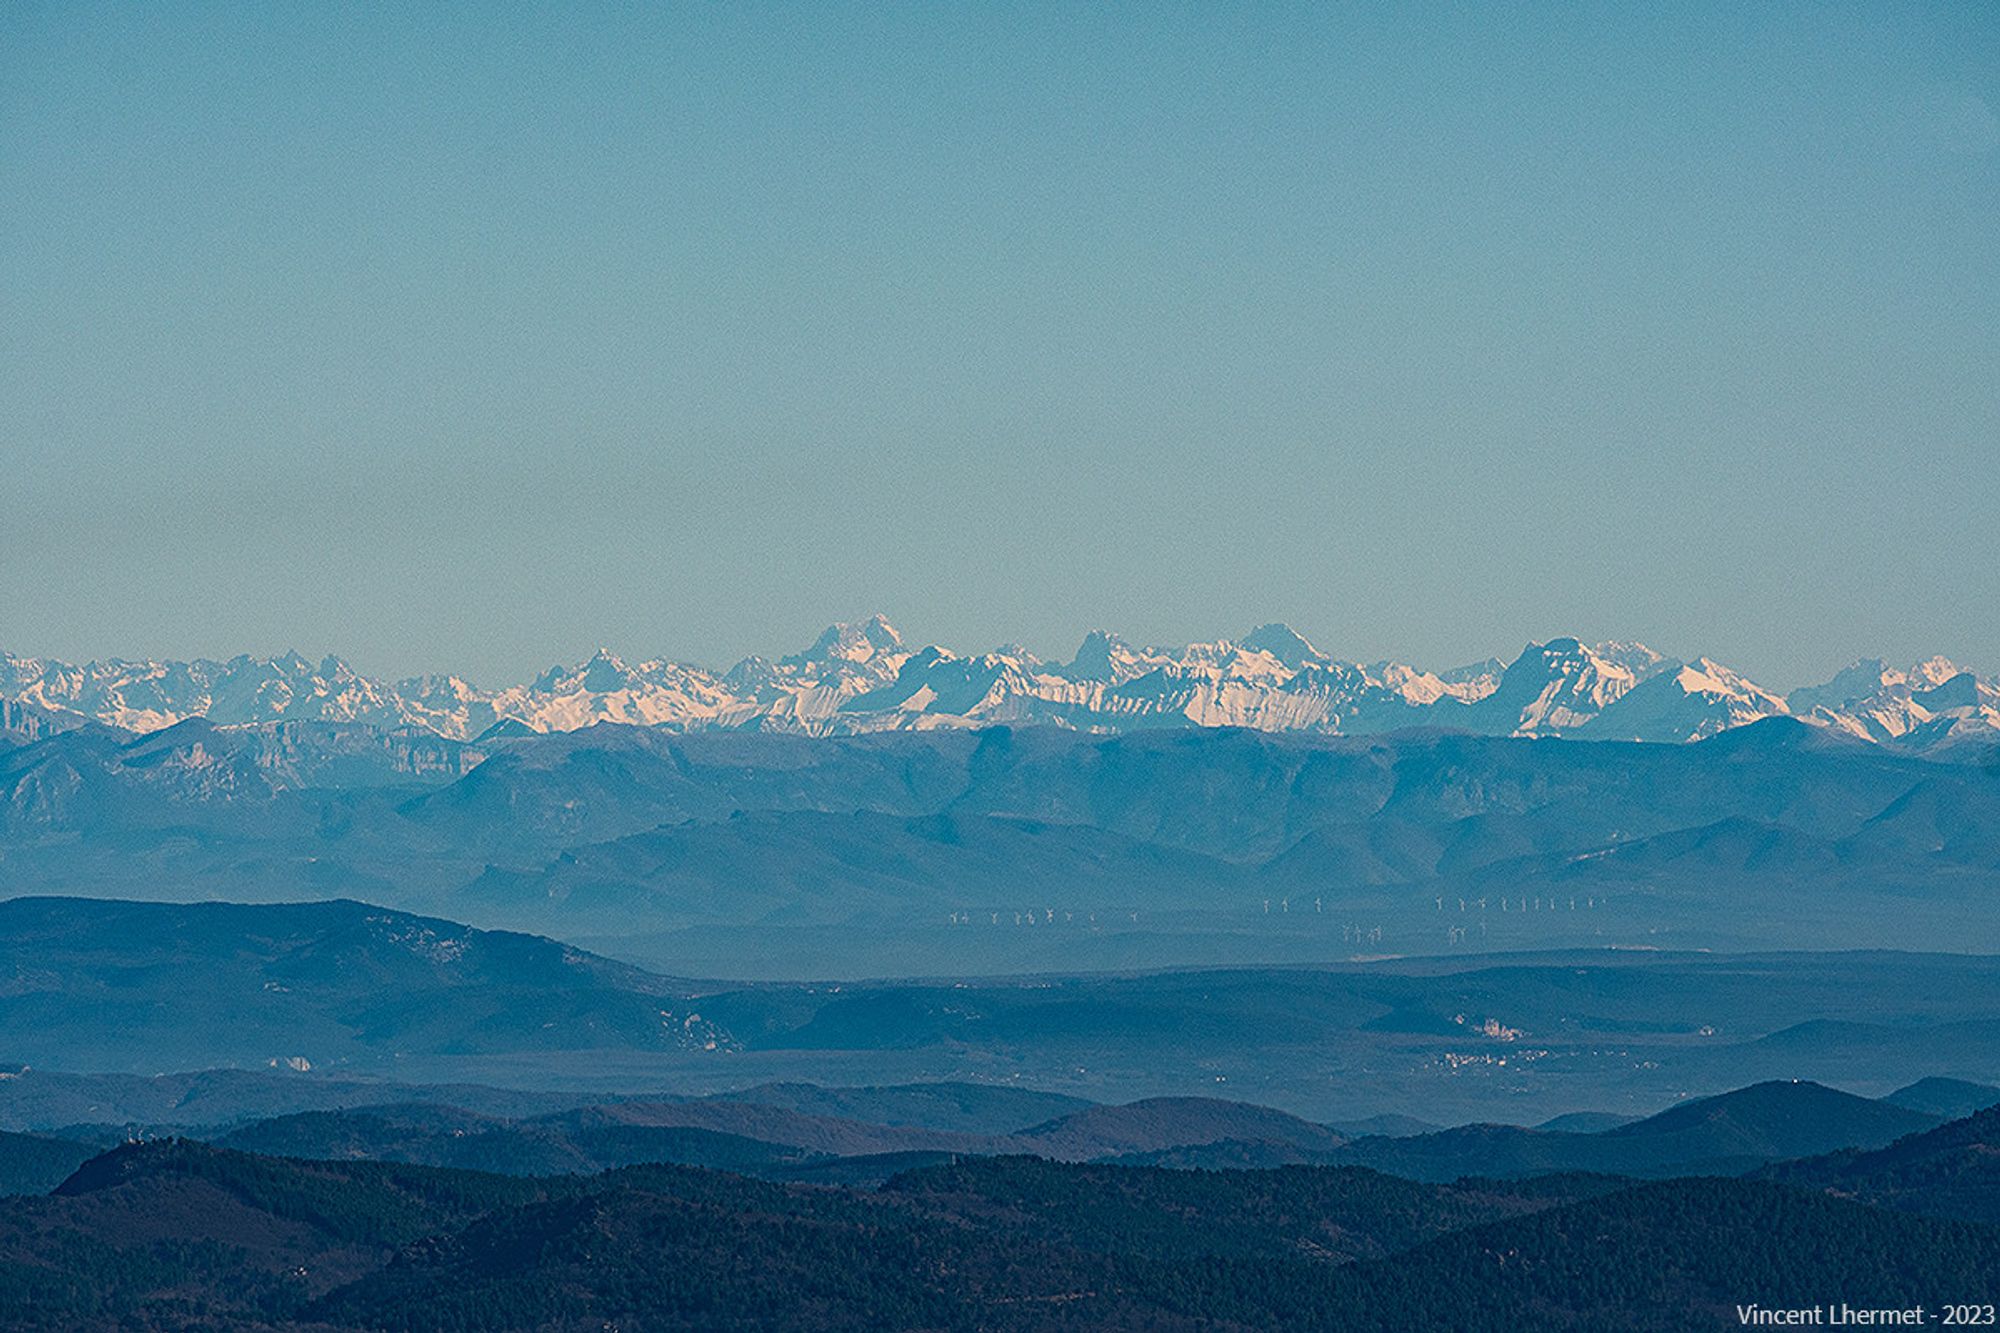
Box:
[0, 1066, 602, 1136]
[706, 1080, 1093, 1134]
[3, 716, 1998, 973]
[1105, 1081, 1940, 1179]
[13, 898, 2000, 1129]
[11, 1072, 1984, 1296]
[460, 809, 1258, 924]
[7, 709, 1960, 864]
[1880, 1077, 2000, 1119]
[175, 1081, 1942, 1183]
[207, 1104, 881, 1176]
[23, 1091, 1349, 1186]
[4, 1071, 1953, 1192]
[0, 1064, 1092, 1142]
[0, 897, 725, 1073]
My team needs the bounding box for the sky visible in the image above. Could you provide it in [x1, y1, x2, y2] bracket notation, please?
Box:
[2, 2, 1995, 689]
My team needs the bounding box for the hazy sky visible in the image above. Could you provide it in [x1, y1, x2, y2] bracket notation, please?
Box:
[3, 3, 1995, 688]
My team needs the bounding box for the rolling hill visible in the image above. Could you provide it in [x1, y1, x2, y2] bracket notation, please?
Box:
[1336, 1082, 1941, 1181]
[5, 1135, 1992, 1331]
[1883, 1076, 2000, 1119]
[213, 1104, 823, 1178]
[0, 897, 723, 1073]
[1761, 1103, 2000, 1225]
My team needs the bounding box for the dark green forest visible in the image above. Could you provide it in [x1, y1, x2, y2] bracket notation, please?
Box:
[4, 1137, 1997, 1331]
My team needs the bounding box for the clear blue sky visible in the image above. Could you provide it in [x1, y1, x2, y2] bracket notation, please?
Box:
[3, 2, 1995, 687]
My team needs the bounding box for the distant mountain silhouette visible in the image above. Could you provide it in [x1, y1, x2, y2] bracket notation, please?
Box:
[0, 897, 722, 1072]
[1595, 1079, 1939, 1158]
[13, 896, 2000, 1120]
[1884, 1076, 2000, 1119]
[708, 1080, 1093, 1135]
[1015, 1096, 1351, 1160]
[1336, 1081, 1940, 1181]
[215, 1104, 821, 1177]
[8, 715, 2000, 969]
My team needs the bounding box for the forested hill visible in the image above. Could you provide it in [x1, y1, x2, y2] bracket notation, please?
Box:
[3, 1138, 1998, 1331]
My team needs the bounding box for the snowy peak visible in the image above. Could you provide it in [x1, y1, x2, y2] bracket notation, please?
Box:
[1786, 656, 1998, 745]
[4, 631, 1993, 752]
[1435, 657, 1507, 702]
[1457, 639, 1800, 741]
[1914, 671, 1981, 711]
[1062, 630, 1122, 683]
[1472, 638, 1646, 735]
[789, 615, 905, 667]
[1059, 629, 1166, 685]
[0, 697, 82, 743]
[1582, 655, 1790, 742]
[0, 651, 447, 735]
[1239, 623, 1325, 670]
[498, 650, 736, 733]
[1363, 661, 1450, 706]
[1912, 655, 1965, 689]
[1673, 656, 1787, 710]
[1592, 640, 1673, 683]
[1787, 660, 1904, 716]
[578, 649, 644, 695]
[528, 649, 655, 697]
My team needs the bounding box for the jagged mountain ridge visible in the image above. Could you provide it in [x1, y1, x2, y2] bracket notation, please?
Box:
[5, 616, 1996, 750]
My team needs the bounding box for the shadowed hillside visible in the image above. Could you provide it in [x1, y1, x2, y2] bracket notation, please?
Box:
[5, 1136, 1994, 1331]
[0, 897, 722, 1072]
[1762, 1103, 2000, 1225]
[1336, 1081, 1940, 1181]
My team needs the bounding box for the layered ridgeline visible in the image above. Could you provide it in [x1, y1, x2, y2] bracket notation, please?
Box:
[6, 617, 1997, 750]
[16, 1137, 2000, 1332]
[6, 712, 2000, 971]
[9, 1092, 2000, 1329]
[13, 898, 2000, 1122]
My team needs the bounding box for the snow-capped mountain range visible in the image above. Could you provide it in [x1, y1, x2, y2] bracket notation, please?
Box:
[4, 616, 1996, 751]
